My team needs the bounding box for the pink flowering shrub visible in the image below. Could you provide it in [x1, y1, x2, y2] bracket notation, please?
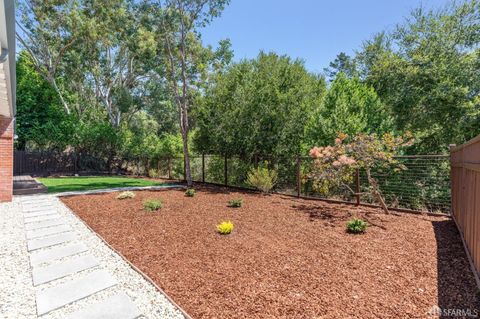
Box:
[308, 132, 413, 214]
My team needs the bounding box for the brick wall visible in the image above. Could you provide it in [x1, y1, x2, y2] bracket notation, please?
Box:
[0, 116, 13, 202]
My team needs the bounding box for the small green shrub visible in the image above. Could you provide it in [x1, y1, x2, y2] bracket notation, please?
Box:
[246, 164, 278, 193]
[185, 188, 195, 197]
[217, 221, 234, 235]
[144, 199, 163, 212]
[228, 199, 243, 208]
[346, 218, 368, 234]
[148, 168, 161, 179]
[117, 191, 135, 200]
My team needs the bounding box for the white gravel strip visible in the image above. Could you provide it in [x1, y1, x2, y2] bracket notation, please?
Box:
[43, 195, 186, 319]
[1, 194, 187, 319]
[0, 199, 36, 319]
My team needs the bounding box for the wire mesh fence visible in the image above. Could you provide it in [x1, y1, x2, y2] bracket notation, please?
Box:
[300, 155, 451, 213]
[183, 154, 451, 214]
[14, 150, 451, 213]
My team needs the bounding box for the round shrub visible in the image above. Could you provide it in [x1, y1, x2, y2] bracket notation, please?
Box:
[228, 198, 243, 208]
[217, 221, 234, 235]
[246, 164, 277, 193]
[117, 191, 135, 200]
[185, 188, 195, 197]
[144, 199, 163, 212]
[346, 218, 368, 234]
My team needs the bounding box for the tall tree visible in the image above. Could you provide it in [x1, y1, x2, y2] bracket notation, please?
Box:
[16, 0, 82, 114]
[17, 0, 156, 126]
[70, 0, 155, 127]
[15, 51, 75, 150]
[195, 52, 326, 157]
[306, 72, 394, 146]
[324, 52, 357, 81]
[357, 0, 480, 153]
[141, 0, 231, 187]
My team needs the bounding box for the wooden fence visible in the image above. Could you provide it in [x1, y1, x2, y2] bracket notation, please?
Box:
[450, 136, 480, 282]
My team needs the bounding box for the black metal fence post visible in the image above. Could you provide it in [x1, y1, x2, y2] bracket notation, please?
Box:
[355, 168, 360, 206]
[202, 154, 205, 183]
[73, 151, 77, 175]
[296, 156, 301, 198]
[168, 157, 172, 179]
[224, 154, 228, 186]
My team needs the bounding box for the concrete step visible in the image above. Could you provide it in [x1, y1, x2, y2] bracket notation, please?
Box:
[23, 205, 55, 212]
[24, 214, 62, 224]
[30, 242, 89, 266]
[64, 292, 141, 319]
[26, 224, 71, 240]
[27, 232, 76, 251]
[25, 218, 66, 231]
[35, 269, 117, 315]
[32, 254, 99, 286]
[23, 210, 58, 218]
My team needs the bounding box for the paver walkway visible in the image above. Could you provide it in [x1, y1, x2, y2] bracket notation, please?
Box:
[20, 197, 142, 318]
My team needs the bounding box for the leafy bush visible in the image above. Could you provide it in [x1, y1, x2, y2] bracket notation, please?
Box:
[185, 188, 195, 197]
[246, 164, 278, 193]
[117, 191, 135, 200]
[144, 199, 163, 211]
[309, 133, 413, 214]
[228, 198, 243, 207]
[346, 218, 368, 234]
[217, 221, 234, 235]
[148, 168, 161, 179]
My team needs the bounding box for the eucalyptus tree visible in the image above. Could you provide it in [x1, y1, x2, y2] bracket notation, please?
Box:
[16, 0, 82, 114]
[16, 0, 157, 127]
[70, 0, 157, 127]
[138, 0, 231, 187]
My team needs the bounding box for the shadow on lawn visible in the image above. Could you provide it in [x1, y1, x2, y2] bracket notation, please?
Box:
[432, 220, 480, 318]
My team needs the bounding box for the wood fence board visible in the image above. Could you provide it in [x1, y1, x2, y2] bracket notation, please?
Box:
[475, 174, 480, 269]
[451, 138, 480, 278]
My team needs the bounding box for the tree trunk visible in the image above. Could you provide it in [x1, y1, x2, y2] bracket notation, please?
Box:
[366, 168, 389, 214]
[180, 103, 193, 187]
[51, 77, 71, 115]
[181, 130, 193, 187]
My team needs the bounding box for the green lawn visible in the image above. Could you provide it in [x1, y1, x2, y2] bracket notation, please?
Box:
[38, 176, 165, 193]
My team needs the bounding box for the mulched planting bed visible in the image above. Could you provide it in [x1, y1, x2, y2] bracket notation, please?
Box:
[62, 186, 480, 319]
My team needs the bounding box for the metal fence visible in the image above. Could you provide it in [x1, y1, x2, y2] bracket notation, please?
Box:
[169, 154, 451, 214]
[14, 151, 110, 176]
[14, 150, 451, 213]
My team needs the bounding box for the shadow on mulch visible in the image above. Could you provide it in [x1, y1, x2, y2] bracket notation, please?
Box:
[432, 220, 480, 317]
[291, 203, 353, 222]
[191, 183, 258, 195]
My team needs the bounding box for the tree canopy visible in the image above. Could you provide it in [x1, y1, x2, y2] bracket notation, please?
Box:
[194, 52, 325, 157]
[14, 0, 480, 162]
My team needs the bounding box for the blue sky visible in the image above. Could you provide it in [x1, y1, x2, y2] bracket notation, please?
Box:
[201, 0, 452, 73]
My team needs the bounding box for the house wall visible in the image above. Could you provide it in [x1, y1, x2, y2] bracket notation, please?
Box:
[0, 116, 13, 202]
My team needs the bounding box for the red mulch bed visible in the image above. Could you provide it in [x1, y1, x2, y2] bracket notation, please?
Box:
[61, 186, 480, 319]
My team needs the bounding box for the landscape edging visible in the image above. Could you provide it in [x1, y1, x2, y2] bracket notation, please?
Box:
[59, 196, 194, 319]
[54, 184, 186, 197]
